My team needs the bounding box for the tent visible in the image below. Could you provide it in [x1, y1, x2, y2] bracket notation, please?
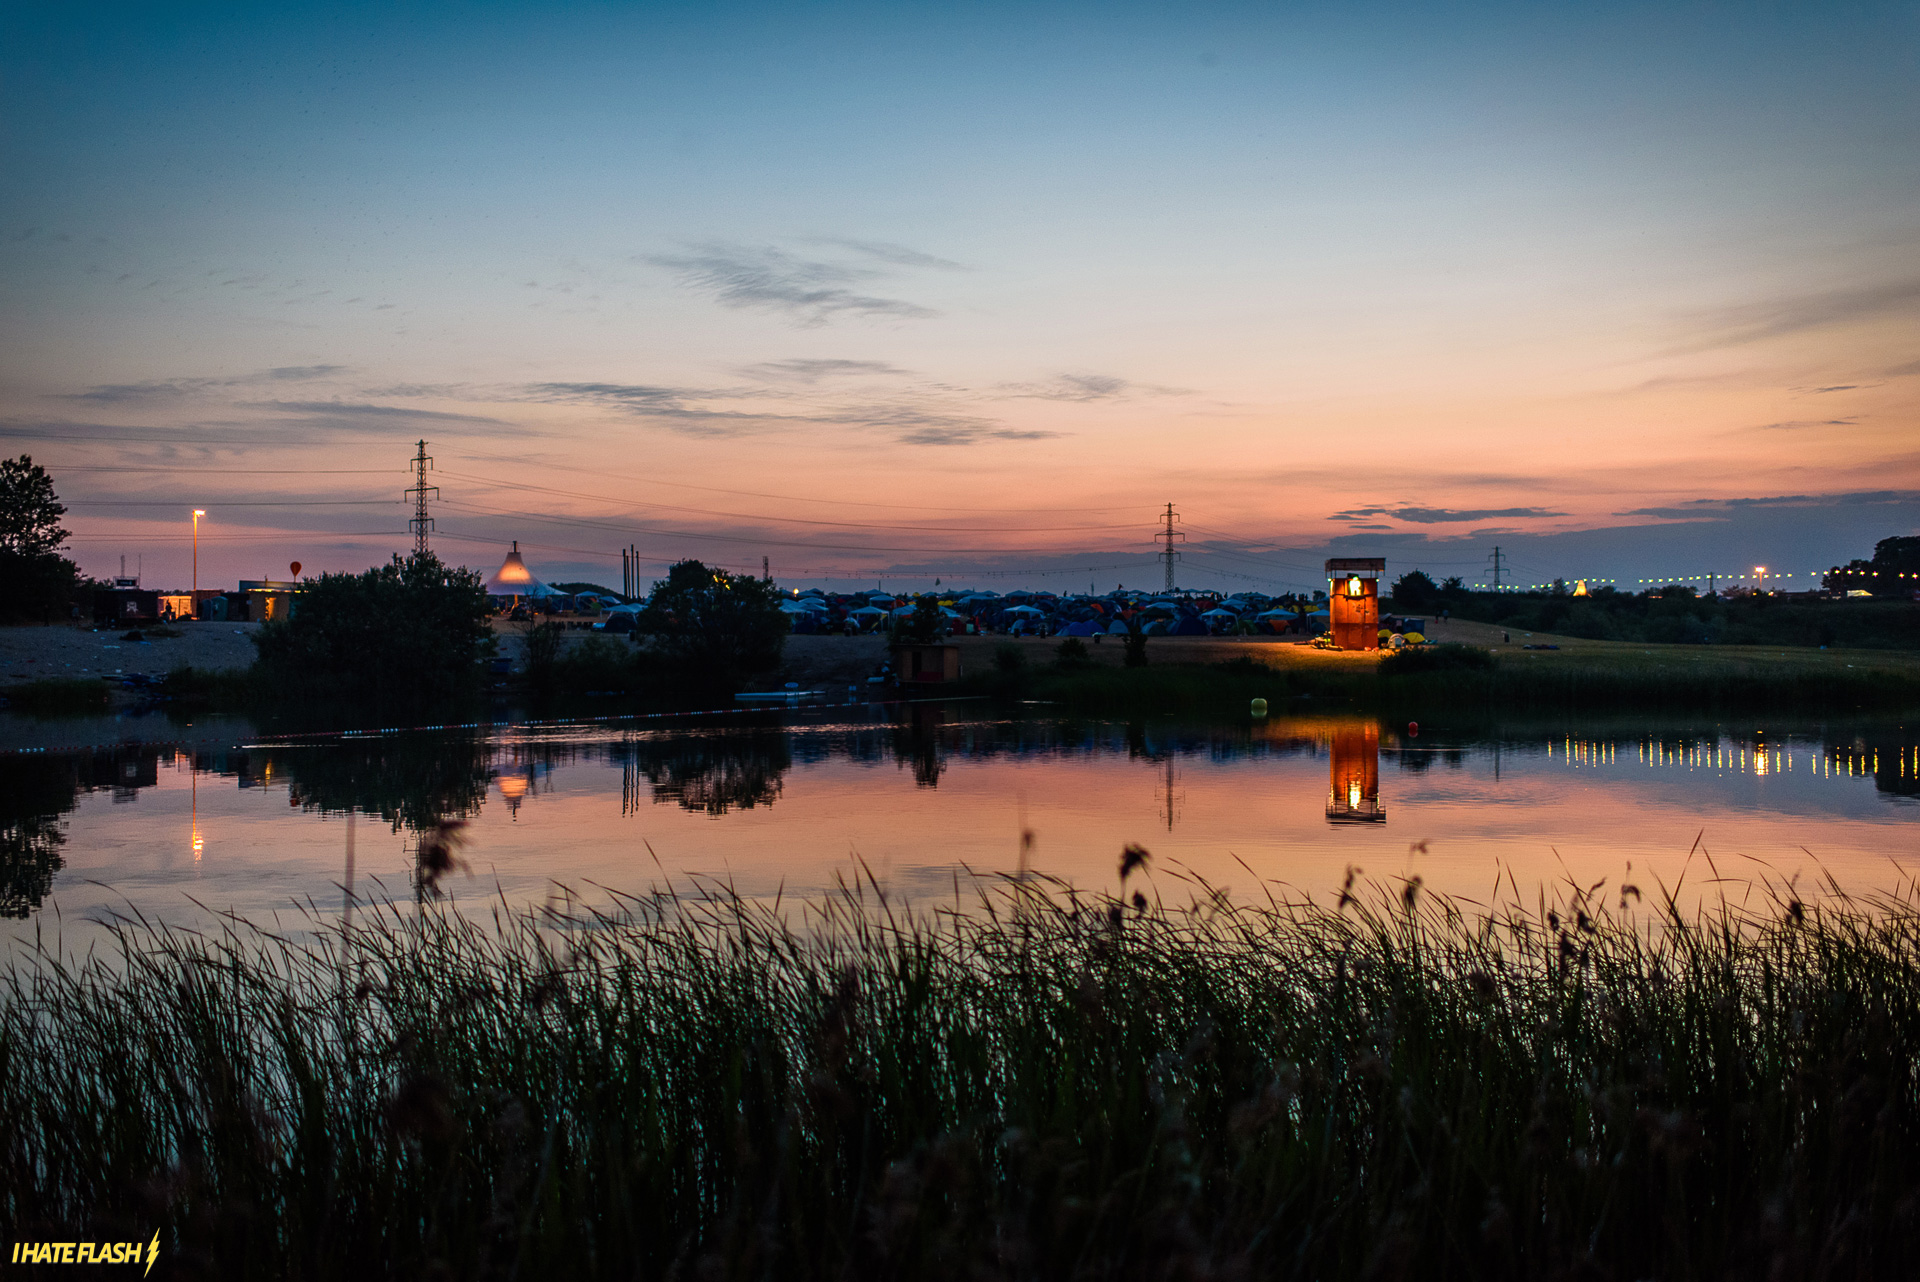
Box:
[485, 542, 561, 598]
[1060, 620, 1099, 637]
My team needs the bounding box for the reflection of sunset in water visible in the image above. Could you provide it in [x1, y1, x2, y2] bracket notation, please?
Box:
[3, 707, 1915, 942]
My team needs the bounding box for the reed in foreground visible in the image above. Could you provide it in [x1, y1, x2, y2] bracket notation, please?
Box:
[2, 868, 1917, 1280]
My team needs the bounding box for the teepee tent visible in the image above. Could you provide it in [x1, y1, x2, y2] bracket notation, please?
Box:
[485, 541, 559, 597]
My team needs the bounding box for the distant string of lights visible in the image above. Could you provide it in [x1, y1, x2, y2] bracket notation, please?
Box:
[1537, 736, 1909, 784]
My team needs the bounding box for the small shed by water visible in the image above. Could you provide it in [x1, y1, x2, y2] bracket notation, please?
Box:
[891, 643, 961, 684]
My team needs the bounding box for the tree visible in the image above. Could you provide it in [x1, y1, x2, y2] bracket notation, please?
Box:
[0, 456, 80, 624]
[636, 559, 786, 685]
[1389, 570, 1437, 609]
[0, 456, 69, 557]
[1826, 536, 1920, 596]
[895, 594, 946, 645]
[251, 551, 493, 705]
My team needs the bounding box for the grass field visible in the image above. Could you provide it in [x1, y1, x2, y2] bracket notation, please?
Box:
[3, 868, 1917, 1279]
[955, 627, 1920, 715]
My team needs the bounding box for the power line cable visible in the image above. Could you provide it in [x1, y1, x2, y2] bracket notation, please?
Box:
[436, 468, 1147, 534]
[434, 497, 1140, 557]
[450, 450, 1143, 514]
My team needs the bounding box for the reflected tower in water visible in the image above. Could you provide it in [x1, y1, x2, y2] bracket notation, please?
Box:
[1326, 721, 1386, 823]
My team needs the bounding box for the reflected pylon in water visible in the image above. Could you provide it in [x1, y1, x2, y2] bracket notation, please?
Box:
[1157, 755, 1182, 831]
[1326, 721, 1386, 824]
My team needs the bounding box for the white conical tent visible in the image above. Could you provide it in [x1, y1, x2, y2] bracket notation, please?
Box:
[485, 541, 561, 597]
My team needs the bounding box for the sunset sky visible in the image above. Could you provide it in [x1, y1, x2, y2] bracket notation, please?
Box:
[4, 2, 1916, 594]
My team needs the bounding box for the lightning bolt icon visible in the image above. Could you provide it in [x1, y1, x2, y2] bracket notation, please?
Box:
[144, 1230, 160, 1276]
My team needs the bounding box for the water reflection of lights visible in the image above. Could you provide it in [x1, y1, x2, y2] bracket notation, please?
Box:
[1326, 721, 1385, 823]
[498, 771, 532, 818]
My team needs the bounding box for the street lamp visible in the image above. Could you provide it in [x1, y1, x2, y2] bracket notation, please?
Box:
[1755, 565, 1766, 593]
[192, 510, 206, 615]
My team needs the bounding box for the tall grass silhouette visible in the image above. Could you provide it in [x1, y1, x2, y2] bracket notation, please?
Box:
[2, 855, 1916, 1279]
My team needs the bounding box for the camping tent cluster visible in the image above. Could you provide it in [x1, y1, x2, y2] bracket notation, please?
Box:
[776, 587, 1332, 638]
[483, 544, 1339, 638]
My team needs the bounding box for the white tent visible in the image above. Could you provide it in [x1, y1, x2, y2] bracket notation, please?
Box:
[485, 541, 557, 597]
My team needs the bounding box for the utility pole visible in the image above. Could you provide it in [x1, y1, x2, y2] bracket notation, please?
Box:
[1484, 544, 1508, 591]
[762, 555, 770, 583]
[405, 440, 438, 556]
[191, 509, 205, 609]
[1155, 502, 1184, 592]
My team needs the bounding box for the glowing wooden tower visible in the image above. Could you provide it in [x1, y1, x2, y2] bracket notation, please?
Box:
[1325, 557, 1385, 650]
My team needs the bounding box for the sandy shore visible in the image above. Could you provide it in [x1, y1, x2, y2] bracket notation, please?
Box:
[0, 621, 262, 688]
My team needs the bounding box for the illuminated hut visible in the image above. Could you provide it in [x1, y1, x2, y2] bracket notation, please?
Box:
[1325, 557, 1385, 651]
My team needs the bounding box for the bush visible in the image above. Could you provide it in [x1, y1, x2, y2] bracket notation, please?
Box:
[522, 620, 564, 690]
[1054, 636, 1092, 668]
[1379, 642, 1495, 674]
[555, 634, 643, 692]
[0, 677, 110, 716]
[250, 552, 493, 706]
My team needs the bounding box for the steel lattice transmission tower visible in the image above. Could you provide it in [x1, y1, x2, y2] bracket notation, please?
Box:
[406, 439, 438, 555]
[1155, 502, 1184, 591]
[1483, 544, 1508, 590]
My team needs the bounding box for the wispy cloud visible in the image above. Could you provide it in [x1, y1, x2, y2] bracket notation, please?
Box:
[1686, 278, 1920, 349]
[1620, 490, 1920, 520]
[1331, 505, 1567, 524]
[59, 365, 349, 403]
[520, 381, 1060, 447]
[648, 242, 938, 325]
[996, 373, 1187, 402]
[1749, 418, 1857, 431]
[744, 358, 913, 383]
[257, 400, 506, 423]
[815, 239, 968, 272]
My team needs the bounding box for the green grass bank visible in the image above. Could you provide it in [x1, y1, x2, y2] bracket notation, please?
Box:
[3, 873, 1917, 1279]
[966, 639, 1920, 717]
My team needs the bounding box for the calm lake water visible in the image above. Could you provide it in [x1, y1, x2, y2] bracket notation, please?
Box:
[3, 700, 1915, 943]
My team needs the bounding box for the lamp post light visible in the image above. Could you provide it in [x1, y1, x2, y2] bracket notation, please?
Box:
[192, 510, 206, 616]
[1755, 566, 1766, 594]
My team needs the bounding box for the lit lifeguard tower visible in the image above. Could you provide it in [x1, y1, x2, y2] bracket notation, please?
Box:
[1326, 720, 1386, 823]
[1325, 557, 1385, 650]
